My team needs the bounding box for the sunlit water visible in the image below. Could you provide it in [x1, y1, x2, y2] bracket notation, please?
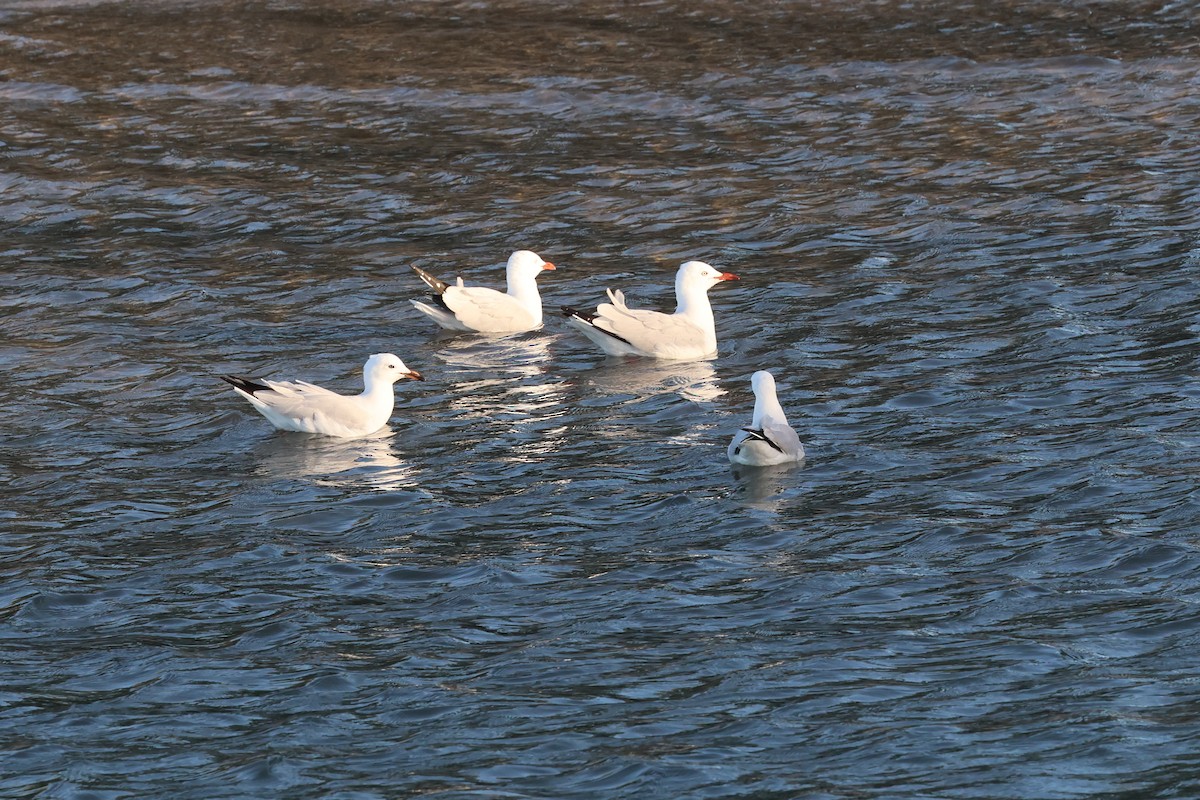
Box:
[3, 1, 1200, 798]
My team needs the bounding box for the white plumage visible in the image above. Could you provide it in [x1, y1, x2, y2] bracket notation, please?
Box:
[728, 370, 805, 466]
[410, 250, 556, 333]
[562, 261, 739, 360]
[222, 353, 424, 438]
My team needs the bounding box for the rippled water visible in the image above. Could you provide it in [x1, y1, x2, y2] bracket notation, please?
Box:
[4, 1, 1200, 797]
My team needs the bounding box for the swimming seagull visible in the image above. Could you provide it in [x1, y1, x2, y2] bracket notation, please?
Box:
[728, 370, 805, 467]
[561, 261, 739, 360]
[221, 353, 424, 438]
[410, 249, 557, 333]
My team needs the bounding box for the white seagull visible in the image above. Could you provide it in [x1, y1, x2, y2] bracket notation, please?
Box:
[410, 250, 557, 333]
[728, 370, 805, 467]
[221, 353, 424, 438]
[562, 261, 739, 360]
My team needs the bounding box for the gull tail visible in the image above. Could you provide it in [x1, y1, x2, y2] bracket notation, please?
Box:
[605, 288, 629, 310]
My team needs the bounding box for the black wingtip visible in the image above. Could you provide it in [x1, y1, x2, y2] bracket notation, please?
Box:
[561, 305, 591, 321]
[221, 375, 271, 396]
[412, 265, 450, 295]
[562, 306, 636, 347]
[741, 427, 785, 454]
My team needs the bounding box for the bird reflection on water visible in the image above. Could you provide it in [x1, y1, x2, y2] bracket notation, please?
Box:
[578, 357, 725, 404]
[249, 428, 421, 493]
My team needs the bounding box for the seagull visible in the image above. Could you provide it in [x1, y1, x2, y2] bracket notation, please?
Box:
[410, 250, 557, 333]
[561, 261, 739, 360]
[221, 353, 424, 438]
[728, 370, 805, 467]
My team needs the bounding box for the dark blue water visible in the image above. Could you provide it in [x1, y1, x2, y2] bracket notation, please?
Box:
[4, 1, 1200, 797]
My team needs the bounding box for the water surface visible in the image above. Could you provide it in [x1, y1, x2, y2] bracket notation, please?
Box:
[3, 1, 1200, 798]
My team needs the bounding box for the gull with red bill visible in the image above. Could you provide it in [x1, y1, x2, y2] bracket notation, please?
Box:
[410, 249, 557, 333]
[562, 261, 740, 360]
[221, 353, 424, 438]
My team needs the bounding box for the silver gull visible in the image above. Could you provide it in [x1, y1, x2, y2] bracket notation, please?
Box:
[410, 250, 556, 333]
[222, 353, 424, 438]
[728, 370, 805, 466]
[562, 261, 738, 360]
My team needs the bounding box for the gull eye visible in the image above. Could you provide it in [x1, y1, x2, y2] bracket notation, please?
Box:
[389, 364, 396, 369]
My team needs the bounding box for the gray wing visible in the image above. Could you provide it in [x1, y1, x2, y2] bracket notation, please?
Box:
[747, 421, 804, 460]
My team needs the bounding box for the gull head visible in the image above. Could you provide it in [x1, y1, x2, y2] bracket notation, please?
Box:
[751, 370, 778, 397]
[507, 249, 556, 282]
[677, 260, 740, 293]
[365, 352, 424, 385]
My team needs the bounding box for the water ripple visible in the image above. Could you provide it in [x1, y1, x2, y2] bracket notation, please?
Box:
[4, 1, 1200, 799]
